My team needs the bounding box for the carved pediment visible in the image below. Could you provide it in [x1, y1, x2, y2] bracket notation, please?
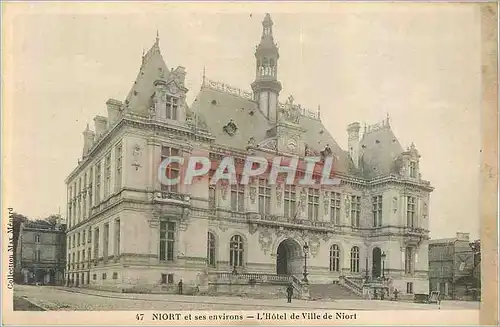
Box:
[257, 138, 277, 151]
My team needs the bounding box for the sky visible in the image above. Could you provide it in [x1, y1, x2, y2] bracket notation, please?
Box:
[3, 2, 482, 239]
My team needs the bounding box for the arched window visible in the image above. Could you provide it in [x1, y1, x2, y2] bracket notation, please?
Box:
[207, 232, 216, 267]
[350, 246, 360, 273]
[329, 245, 340, 272]
[229, 235, 244, 267]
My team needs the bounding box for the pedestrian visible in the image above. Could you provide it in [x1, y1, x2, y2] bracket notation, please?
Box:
[286, 283, 294, 303]
[178, 279, 183, 295]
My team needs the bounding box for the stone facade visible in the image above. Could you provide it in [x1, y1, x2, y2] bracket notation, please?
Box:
[15, 221, 66, 285]
[64, 14, 433, 297]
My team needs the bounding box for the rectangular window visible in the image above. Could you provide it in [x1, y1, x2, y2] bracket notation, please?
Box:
[83, 173, 87, 219]
[160, 222, 175, 261]
[115, 219, 120, 256]
[104, 153, 111, 197]
[208, 185, 216, 209]
[258, 179, 271, 215]
[113, 272, 118, 280]
[406, 282, 414, 294]
[409, 162, 417, 178]
[92, 274, 97, 280]
[160, 146, 180, 193]
[161, 273, 174, 284]
[88, 227, 92, 244]
[405, 247, 414, 274]
[102, 273, 107, 280]
[230, 180, 244, 212]
[372, 195, 383, 227]
[34, 250, 41, 262]
[94, 228, 100, 261]
[115, 143, 122, 191]
[351, 196, 361, 227]
[103, 223, 109, 261]
[72, 234, 76, 248]
[82, 250, 85, 262]
[330, 192, 341, 225]
[83, 230, 86, 245]
[77, 233, 80, 247]
[308, 188, 320, 220]
[407, 196, 416, 228]
[284, 185, 297, 218]
[35, 234, 40, 243]
[166, 96, 179, 120]
[88, 168, 93, 210]
[95, 162, 101, 203]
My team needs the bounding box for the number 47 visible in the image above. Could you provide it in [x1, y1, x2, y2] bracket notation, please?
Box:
[136, 314, 144, 321]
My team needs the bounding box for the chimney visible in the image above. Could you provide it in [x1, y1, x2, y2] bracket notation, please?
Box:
[456, 232, 470, 242]
[347, 122, 361, 168]
[106, 99, 122, 127]
[94, 115, 108, 138]
[82, 124, 95, 158]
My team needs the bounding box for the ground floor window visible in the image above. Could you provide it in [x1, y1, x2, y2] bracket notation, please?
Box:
[161, 273, 174, 284]
[406, 282, 414, 294]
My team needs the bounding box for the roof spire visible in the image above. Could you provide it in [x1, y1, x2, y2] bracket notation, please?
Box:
[202, 66, 206, 88]
[156, 29, 159, 42]
[317, 104, 321, 120]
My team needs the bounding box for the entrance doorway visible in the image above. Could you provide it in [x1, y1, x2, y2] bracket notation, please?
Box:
[372, 247, 382, 278]
[276, 239, 302, 276]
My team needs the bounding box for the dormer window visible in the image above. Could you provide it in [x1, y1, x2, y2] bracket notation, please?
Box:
[166, 96, 178, 120]
[409, 161, 417, 178]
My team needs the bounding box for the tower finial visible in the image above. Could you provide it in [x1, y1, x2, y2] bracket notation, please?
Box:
[156, 29, 159, 41]
[386, 112, 390, 127]
[317, 105, 321, 120]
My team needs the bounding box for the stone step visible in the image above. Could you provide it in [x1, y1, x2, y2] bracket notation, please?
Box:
[309, 283, 362, 300]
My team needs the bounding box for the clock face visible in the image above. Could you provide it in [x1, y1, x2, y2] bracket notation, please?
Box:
[168, 83, 178, 94]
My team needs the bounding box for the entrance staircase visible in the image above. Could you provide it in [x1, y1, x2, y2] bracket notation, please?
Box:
[309, 283, 362, 300]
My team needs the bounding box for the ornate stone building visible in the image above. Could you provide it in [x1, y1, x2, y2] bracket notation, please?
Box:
[65, 14, 433, 297]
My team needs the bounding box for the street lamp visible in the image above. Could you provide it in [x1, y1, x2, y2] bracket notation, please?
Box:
[381, 252, 387, 280]
[302, 243, 309, 283]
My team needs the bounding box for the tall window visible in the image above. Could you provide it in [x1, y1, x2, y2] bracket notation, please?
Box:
[372, 195, 383, 227]
[77, 233, 80, 247]
[409, 162, 417, 178]
[35, 234, 40, 243]
[284, 185, 296, 218]
[329, 244, 340, 272]
[95, 162, 101, 203]
[207, 232, 216, 267]
[104, 153, 111, 197]
[88, 227, 92, 244]
[88, 168, 93, 211]
[83, 173, 87, 219]
[94, 228, 100, 261]
[308, 188, 320, 220]
[35, 250, 41, 262]
[208, 185, 216, 209]
[161, 146, 180, 193]
[406, 196, 416, 228]
[166, 95, 179, 120]
[351, 196, 361, 227]
[231, 181, 244, 212]
[115, 219, 120, 256]
[350, 246, 360, 273]
[160, 221, 175, 261]
[82, 230, 86, 245]
[258, 179, 271, 214]
[229, 235, 244, 267]
[72, 234, 75, 248]
[115, 143, 122, 190]
[405, 247, 414, 274]
[77, 178, 82, 221]
[103, 223, 109, 261]
[330, 192, 341, 225]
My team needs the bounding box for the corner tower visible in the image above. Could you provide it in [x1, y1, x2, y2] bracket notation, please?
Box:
[251, 13, 282, 122]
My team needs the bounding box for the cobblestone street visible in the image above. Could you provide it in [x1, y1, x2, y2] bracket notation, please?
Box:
[13, 285, 480, 311]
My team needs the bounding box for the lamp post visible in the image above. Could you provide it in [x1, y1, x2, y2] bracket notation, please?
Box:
[381, 252, 387, 280]
[302, 243, 309, 283]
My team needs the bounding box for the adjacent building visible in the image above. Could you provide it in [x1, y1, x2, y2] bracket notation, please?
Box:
[428, 232, 480, 300]
[15, 220, 66, 285]
[64, 14, 433, 297]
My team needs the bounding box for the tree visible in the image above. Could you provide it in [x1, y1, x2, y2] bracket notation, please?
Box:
[44, 214, 61, 225]
[12, 212, 29, 267]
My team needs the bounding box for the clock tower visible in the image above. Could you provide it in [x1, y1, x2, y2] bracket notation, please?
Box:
[251, 13, 282, 122]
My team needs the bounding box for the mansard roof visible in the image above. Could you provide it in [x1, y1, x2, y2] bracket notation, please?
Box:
[359, 120, 404, 178]
[124, 36, 170, 116]
[190, 79, 351, 174]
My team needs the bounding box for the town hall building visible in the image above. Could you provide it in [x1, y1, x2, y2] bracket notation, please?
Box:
[65, 14, 433, 298]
